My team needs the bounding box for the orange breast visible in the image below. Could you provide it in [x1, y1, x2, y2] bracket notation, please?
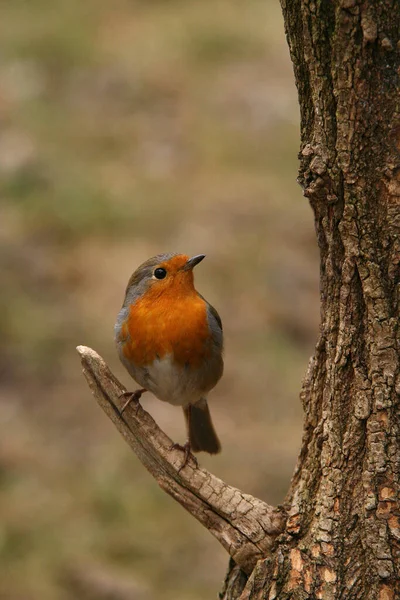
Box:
[122, 291, 211, 368]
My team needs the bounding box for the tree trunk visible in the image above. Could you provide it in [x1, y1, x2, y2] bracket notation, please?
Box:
[222, 1, 400, 598]
[77, 1, 400, 596]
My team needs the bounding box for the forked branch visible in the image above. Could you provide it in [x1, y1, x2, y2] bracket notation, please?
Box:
[76, 345, 285, 574]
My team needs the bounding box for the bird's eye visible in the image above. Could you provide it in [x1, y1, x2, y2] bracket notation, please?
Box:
[154, 267, 167, 280]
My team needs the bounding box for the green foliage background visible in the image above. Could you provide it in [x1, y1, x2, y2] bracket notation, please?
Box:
[1, 1, 319, 598]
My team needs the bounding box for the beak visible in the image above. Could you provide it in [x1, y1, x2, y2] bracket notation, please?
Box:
[183, 254, 206, 271]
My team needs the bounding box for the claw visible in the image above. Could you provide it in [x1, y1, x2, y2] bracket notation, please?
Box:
[170, 441, 198, 471]
[119, 388, 146, 413]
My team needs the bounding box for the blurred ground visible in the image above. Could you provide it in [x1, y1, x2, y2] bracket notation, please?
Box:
[0, 1, 319, 598]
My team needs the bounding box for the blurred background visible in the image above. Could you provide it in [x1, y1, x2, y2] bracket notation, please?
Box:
[0, 0, 319, 598]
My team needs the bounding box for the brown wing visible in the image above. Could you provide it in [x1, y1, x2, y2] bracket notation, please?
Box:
[197, 293, 223, 332]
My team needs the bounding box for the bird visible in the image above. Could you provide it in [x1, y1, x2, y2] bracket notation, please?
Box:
[114, 253, 223, 464]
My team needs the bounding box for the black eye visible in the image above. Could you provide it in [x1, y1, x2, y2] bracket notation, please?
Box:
[154, 267, 167, 280]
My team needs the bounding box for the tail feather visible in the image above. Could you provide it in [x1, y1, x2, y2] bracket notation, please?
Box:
[183, 399, 221, 454]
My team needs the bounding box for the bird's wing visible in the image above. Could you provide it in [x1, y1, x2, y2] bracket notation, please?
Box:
[197, 293, 223, 334]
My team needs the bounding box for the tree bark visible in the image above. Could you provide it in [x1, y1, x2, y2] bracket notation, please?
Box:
[222, 1, 400, 598]
[77, 2, 400, 598]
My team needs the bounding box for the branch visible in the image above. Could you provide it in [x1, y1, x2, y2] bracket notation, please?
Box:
[76, 346, 286, 574]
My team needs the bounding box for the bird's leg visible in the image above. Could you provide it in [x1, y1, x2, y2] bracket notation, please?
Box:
[170, 440, 198, 470]
[119, 388, 146, 413]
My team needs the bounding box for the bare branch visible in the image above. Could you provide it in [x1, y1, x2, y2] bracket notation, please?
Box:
[76, 345, 285, 574]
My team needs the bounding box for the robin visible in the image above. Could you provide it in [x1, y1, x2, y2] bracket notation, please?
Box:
[115, 253, 223, 462]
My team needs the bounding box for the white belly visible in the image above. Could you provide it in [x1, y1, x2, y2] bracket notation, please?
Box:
[136, 354, 204, 407]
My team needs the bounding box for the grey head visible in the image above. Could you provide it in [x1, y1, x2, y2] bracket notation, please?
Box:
[122, 253, 177, 307]
[121, 253, 206, 308]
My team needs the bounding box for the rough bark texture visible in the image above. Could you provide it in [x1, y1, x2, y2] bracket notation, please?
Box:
[222, 1, 400, 598]
[77, 3, 400, 596]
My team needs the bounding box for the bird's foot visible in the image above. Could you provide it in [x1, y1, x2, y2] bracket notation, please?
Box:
[170, 441, 198, 471]
[119, 388, 146, 413]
